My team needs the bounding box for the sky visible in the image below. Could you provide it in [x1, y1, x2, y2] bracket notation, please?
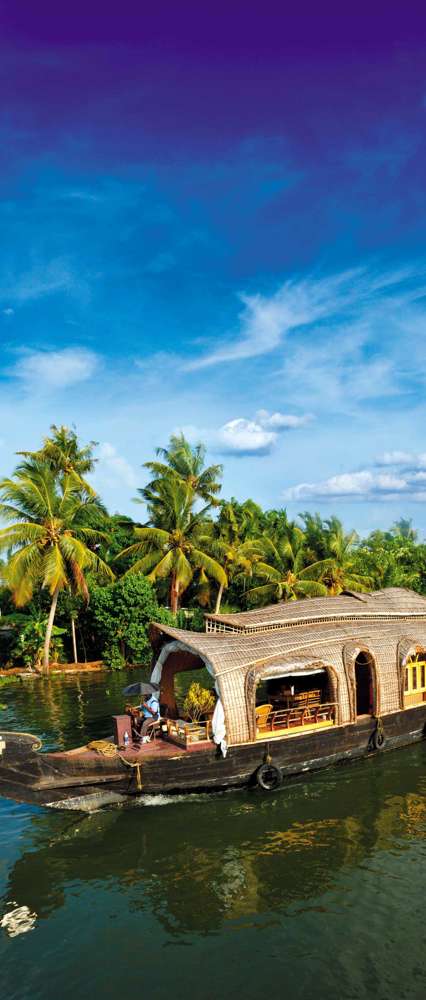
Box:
[1, 2, 426, 533]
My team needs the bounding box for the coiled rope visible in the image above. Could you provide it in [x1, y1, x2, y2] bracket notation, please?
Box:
[87, 740, 143, 791]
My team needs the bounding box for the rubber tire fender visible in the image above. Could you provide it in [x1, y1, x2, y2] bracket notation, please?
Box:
[256, 762, 283, 791]
[371, 727, 386, 751]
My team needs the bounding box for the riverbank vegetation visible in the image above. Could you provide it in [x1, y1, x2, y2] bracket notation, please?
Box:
[1, 425, 425, 672]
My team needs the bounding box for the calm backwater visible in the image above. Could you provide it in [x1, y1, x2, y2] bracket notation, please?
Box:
[0, 672, 425, 1000]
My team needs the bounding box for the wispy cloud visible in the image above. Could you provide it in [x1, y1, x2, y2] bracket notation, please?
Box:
[182, 409, 313, 456]
[284, 451, 426, 502]
[376, 451, 426, 469]
[186, 263, 426, 371]
[96, 443, 138, 489]
[11, 347, 99, 388]
[0, 259, 87, 306]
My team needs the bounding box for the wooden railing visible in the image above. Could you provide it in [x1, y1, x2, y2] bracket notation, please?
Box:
[256, 702, 337, 734]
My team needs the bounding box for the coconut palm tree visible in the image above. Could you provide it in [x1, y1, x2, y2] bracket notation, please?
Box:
[200, 502, 267, 612]
[0, 460, 113, 672]
[120, 477, 226, 612]
[18, 424, 98, 495]
[246, 526, 328, 605]
[390, 517, 418, 542]
[314, 522, 372, 594]
[142, 433, 223, 508]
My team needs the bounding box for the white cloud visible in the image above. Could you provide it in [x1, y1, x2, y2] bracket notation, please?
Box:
[284, 470, 408, 501]
[284, 451, 426, 502]
[11, 348, 99, 388]
[215, 418, 276, 455]
[182, 409, 312, 456]
[96, 443, 138, 489]
[3, 307, 14, 316]
[255, 409, 313, 429]
[186, 263, 426, 373]
[375, 451, 426, 469]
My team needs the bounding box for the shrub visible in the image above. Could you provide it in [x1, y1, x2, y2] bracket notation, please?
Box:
[183, 682, 215, 721]
[89, 574, 176, 668]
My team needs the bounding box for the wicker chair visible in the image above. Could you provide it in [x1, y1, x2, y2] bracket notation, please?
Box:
[255, 704, 273, 732]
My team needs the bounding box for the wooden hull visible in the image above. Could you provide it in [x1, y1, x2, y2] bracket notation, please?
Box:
[1, 705, 426, 810]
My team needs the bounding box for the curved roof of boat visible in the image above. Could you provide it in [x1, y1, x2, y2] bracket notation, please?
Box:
[203, 588, 426, 633]
[150, 588, 426, 678]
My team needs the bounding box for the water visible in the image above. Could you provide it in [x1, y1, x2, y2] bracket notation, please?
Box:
[0, 672, 425, 1000]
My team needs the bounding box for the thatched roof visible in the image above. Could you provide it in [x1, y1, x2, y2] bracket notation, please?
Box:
[151, 589, 426, 745]
[204, 588, 426, 633]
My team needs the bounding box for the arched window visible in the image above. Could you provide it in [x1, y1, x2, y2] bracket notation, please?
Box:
[403, 653, 426, 707]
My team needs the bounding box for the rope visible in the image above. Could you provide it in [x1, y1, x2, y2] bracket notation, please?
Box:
[375, 715, 385, 740]
[87, 739, 143, 791]
[87, 739, 117, 757]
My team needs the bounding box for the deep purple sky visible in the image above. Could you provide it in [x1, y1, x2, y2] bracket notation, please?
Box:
[1, 4, 426, 530]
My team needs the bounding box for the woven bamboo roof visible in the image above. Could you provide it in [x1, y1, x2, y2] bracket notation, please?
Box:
[150, 612, 426, 678]
[204, 588, 426, 633]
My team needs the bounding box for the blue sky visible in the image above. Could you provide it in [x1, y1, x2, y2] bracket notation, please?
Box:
[1, 4, 426, 533]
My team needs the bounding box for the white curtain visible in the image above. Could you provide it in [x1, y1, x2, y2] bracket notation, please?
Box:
[212, 698, 227, 757]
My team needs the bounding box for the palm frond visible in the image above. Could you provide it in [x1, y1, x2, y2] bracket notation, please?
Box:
[0, 523, 44, 549]
[174, 549, 194, 591]
[42, 544, 68, 594]
[190, 548, 227, 586]
[246, 582, 279, 605]
[146, 548, 176, 582]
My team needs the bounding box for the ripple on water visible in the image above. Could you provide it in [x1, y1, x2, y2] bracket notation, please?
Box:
[0, 675, 425, 1000]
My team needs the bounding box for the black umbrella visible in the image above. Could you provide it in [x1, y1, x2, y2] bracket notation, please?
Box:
[122, 680, 159, 698]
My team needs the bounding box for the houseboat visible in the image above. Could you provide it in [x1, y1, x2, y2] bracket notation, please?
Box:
[1, 587, 426, 811]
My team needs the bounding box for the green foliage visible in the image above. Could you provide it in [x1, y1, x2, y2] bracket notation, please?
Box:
[182, 682, 215, 721]
[100, 514, 139, 574]
[4, 426, 426, 669]
[352, 534, 426, 592]
[0, 440, 113, 670]
[89, 573, 175, 668]
[120, 476, 226, 612]
[6, 612, 66, 668]
[183, 607, 206, 632]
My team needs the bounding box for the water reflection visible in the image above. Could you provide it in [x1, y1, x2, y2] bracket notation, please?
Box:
[0, 670, 139, 750]
[4, 745, 425, 936]
[1, 674, 426, 1000]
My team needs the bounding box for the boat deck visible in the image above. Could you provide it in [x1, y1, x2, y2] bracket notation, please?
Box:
[57, 736, 214, 763]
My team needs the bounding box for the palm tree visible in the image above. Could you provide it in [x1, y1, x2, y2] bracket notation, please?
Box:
[142, 433, 223, 508]
[0, 460, 113, 672]
[201, 502, 267, 613]
[246, 526, 328, 604]
[120, 478, 226, 612]
[314, 523, 372, 594]
[390, 517, 418, 542]
[299, 511, 330, 561]
[18, 424, 98, 495]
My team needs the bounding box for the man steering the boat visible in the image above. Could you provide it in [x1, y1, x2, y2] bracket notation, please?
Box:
[137, 685, 161, 741]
